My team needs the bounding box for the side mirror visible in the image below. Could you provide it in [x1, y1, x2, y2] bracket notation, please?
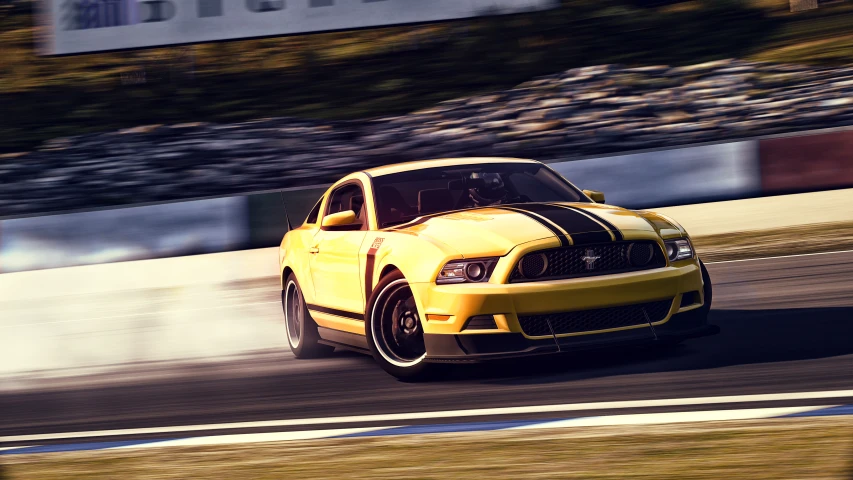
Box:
[321, 210, 361, 229]
[583, 189, 605, 203]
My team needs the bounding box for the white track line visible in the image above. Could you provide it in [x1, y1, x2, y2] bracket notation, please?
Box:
[114, 406, 833, 450]
[114, 427, 387, 450]
[23, 406, 839, 453]
[510, 406, 830, 430]
[4, 389, 853, 443]
[705, 249, 853, 265]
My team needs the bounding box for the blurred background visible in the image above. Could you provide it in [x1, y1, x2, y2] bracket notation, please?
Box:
[1, 2, 853, 476]
[1, 0, 852, 365]
[2, 0, 853, 270]
[0, 0, 852, 370]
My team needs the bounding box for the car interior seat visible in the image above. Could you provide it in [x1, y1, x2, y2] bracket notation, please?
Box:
[349, 195, 365, 223]
[379, 186, 414, 224]
[418, 188, 455, 215]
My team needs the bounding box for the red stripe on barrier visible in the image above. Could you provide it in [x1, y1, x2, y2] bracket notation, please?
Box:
[759, 130, 853, 192]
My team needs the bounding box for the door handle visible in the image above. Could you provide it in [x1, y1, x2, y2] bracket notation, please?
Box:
[308, 247, 320, 254]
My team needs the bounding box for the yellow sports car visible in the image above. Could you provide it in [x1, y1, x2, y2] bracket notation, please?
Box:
[279, 157, 717, 379]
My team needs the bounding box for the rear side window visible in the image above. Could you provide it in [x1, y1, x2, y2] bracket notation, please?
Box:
[305, 198, 322, 224]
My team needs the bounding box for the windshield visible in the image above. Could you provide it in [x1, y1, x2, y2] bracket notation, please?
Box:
[372, 163, 589, 228]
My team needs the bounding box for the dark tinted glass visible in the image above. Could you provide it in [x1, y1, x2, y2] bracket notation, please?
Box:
[326, 183, 367, 224]
[372, 163, 587, 228]
[305, 198, 322, 224]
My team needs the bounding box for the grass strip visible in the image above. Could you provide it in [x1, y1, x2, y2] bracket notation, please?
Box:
[693, 220, 853, 262]
[2, 417, 851, 479]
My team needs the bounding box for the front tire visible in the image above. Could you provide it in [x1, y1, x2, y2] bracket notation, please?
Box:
[653, 258, 713, 350]
[699, 258, 713, 316]
[365, 271, 433, 380]
[283, 274, 334, 359]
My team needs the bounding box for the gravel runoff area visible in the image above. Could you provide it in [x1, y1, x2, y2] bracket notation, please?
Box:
[3, 58, 853, 218]
[2, 417, 851, 479]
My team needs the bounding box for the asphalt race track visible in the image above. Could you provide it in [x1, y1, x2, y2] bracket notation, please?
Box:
[2, 251, 853, 445]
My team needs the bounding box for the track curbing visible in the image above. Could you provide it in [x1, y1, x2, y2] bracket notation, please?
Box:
[1, 404, 850, 456]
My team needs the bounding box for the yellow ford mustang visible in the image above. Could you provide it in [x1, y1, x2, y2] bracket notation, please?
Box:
[279, 157, 717, 379]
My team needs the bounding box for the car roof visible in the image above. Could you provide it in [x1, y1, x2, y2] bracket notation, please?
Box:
[363, 157, 540, 178]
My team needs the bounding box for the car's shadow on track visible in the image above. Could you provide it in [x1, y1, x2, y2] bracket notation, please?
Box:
[433, 307, 853, 384]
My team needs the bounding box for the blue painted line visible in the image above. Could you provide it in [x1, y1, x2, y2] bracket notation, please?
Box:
[783, 404, 853, 417]
[0, 439, 174, 456]
[337, 419, 557, 438]
[4, 404, 852, 456]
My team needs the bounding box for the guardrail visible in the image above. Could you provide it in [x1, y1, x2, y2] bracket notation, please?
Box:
[1, 125, 852, 273]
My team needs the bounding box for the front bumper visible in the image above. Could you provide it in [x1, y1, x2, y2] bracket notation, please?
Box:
[410, 260, 714, 361]
[423, 307, 719, 362]
[412, 261, 704, 334]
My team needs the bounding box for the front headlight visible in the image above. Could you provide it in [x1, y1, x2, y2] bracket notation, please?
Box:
[436, 258, 498, 284]
[664, 238, 694, 262]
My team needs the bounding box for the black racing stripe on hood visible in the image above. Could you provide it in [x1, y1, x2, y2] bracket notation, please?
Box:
[558, 205, 625, 241]
[510, 204, 612, 245]
[495, 206, 570, 247]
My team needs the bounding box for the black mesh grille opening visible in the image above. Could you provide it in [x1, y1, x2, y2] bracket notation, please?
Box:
[680, 291, 700, 307]
[518, 299, 673, 336]
[628, 243, 655, 266]
[510, 241, 666, 283]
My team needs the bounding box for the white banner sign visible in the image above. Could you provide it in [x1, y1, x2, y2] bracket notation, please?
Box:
[41, 0, 557, 55]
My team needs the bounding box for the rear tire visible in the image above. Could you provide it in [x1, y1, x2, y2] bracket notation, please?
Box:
[283, 274, 334, 359]
[365, 270, 434, 381]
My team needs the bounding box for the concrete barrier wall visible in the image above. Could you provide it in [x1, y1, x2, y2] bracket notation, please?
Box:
[0, 248, 281, 379]
[550, 141, 761, 207]
[0, 187, 327, 273]
[1, 126, 852, 274]
[0, 197, 249, 273]
[3, 188, 852, 383]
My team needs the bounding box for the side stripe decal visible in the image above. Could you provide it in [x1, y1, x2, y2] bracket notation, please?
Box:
[307, 304, 364, 321]
[364, 238, 384, 301]
[509, 204, 612, 245]
[496, 206, 570, 247]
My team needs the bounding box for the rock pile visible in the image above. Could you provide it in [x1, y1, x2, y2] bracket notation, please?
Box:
[2, 59, 852, 218]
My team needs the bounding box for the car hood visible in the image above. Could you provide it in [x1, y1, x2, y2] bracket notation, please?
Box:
[393, 202, 685, 258]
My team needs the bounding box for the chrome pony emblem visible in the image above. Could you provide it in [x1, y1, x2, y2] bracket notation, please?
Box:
[582, 249, 601, 270]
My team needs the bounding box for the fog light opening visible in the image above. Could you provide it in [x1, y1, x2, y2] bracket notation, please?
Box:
[463, 315, 498, 331]
[519, 253, 548, 279]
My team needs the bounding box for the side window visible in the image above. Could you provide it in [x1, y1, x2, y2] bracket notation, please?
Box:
[305, 197, 322, 225]
[325, 183, 367, 228]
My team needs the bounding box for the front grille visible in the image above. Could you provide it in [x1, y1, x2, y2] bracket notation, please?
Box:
[510, 241, 666, 283]
[518, 299, 673, 336]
